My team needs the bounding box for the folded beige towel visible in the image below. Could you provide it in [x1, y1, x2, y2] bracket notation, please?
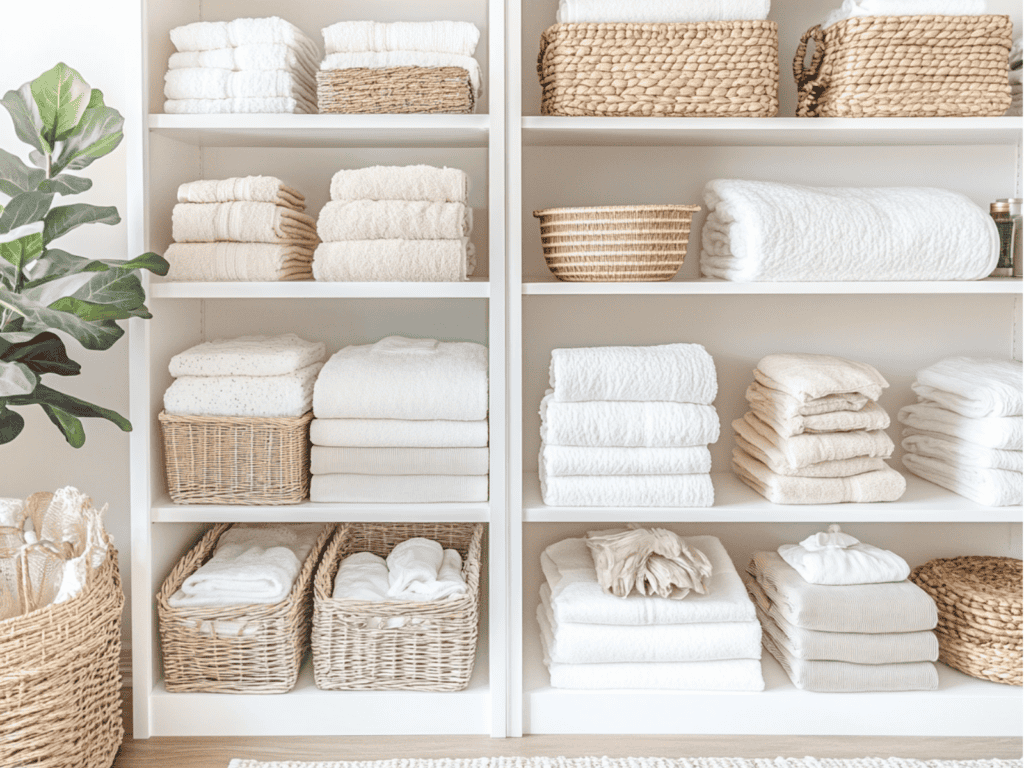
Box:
[734, 432, 886, 478]
[737, 412, 894, 471]
[754, 353, 889, 403]
[172, 202, 319, 244]
[310, 446, 489, 475]
[313, 240, 469, 282]
[329, 165, 468, 204]
[732, 449, 907, 504]
[177, 176, 306, 211]
[752, 400, 890, 438]
[164, 242, 314, 281]
[746, 381, 870, 418]
[317, 200, 471, 241]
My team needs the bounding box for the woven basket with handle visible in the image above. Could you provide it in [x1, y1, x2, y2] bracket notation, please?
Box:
[317, 67, 474, 114]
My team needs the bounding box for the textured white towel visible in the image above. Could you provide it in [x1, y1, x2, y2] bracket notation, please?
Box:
[310, 418, 488, 448]
[164, 97, 313, 115]
[318, 200, 471, 242]
[332, 552, 389, 601]
[824, 0, 988, 28]
[170, 17, 320, 62]
[746, 381, 870, 418]
[172, 202, 318, 244]
[323, 21, 481, 57]
[737, 412, 894, 470]
[310, 474, 487, 502]
[735, 432, 886, 478]
[755, 353, 889, 403]
[1011, 35, 1023, 65]
[330, 165, 468, 204]
[310, 446, 488, 475]
[732, 449, 906, 504]
[164, 242, 314, 282]
[898, 402, 1023, 450]
[313, 240, 469, 282]
[557, 0, 770, 23]
[539, 471, 715, 508]
[778, 527, 910, 585]
[163, 362, 322, 417]
[386, 538, 443, 597]
[168, 44, 318, 80]
[902, 429, 1023, 472]
[540, 443, 712, 476]
[169, 334, 325, 378]
[320, 52, 482, 99]
[548, 344, 717, 405]
[912, 357, 1023, 418]
[902, 453, 1022, 507]
[700, 180, 998, 282]
[752, 400, 889, 439]
[164, 69, 316, 105]
[178, 176, 306, 211]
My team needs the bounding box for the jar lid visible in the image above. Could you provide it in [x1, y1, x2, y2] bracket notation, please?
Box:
[991, 201, 1011, 212]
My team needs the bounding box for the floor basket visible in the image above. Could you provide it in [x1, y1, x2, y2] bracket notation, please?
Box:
[538, 22, 779, 117]
[157, 522, 334, 693]
[159, 411, 312, 505]
[795, 15, 1013, 117]
[317, 67, 475, 114]
[534, 205, 700, 281]
[312, 522, 483, 691]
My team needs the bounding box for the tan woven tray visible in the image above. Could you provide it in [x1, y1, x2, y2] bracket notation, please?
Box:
[312, 522, 483, 691]
[795, 15, 1013, 118]
[317, 67, 475, 114]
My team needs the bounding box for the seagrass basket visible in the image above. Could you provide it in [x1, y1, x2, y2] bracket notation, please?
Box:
[795, 15, 1013, 118]
[159, 411, 312, 505]
[317, 67, 475, 114]
[312, 522, 483, 691]
[534, 205, 700, 281]
[157, 522, 334, 693]
[538, 21, 779, 117]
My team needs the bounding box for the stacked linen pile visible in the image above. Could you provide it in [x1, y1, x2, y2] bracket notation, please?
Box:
[314, 165, 475, 282]
[539, 344, 720, 507]
[747, 527, 939, 692]
[165, 17, 319, 114]
[333, 538, 467, 603]
[538, 531, 764, 690]
[899, 357, 1023, 507]
[165, 177, 317, 281]
[732, 353, 907, 504]
[310, 336, 488, 503]
[555, 0, 769, 23]
[1009, 37, 1023, 117]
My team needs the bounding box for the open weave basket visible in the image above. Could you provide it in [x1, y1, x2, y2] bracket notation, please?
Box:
[795, 15, 1013, 118]
[312, 522, 483, 691]
[317, 68, 475, 114]
[538, 22, 779, 117]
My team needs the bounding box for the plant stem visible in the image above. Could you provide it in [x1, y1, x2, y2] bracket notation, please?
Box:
[46, 152, 52, 179]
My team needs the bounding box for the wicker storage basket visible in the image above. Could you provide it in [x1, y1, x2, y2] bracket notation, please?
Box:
[312, 522, 483, 691]
[317, 67, 475, 114]
[157, 522, 334, 693]
[910, 556, 1022, 686]
[795, 15, 1013, 118]
[534, 205, 700, 281]
[538, 22, 779, 117]
[159, 411, 312, 505]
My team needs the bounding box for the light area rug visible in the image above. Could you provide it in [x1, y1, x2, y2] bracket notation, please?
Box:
[228, 757, 1022, 768]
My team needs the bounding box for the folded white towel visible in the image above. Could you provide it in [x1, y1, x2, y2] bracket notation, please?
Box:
[310, 474, 488, 503]
[902, 453, 1022, 507]
[164, 69, 316, 106]
[752, 400, 889, 439]
[169, 334, 325, 378]
[902, 429, 1023, 472]
[178, 176, 306, 211]
[912, 357, 1023, 419]
[746, 381, 870, 418]
[164, 97, 314, 115]
[734, 424, 887, 478]
[898, 402, 1023, 450]
[755, 353, 889, 403]
[172, 202, 319, 244]
[317, 200, 471, 242]
[168, 44, 318, 81]
[323, 20, 481, 57]
[700, 180, 998, 282]
[330, 165, 468, 204]
[332, 552, 390, 601]
[556, 0, 770, 23]
[320, 52, 482, 99]
[823, 0, 988, 28]
[539, 471, 715, 508]
[548, 343, 717, 405]
[540, 442, 712, 476]
[170, 17, 320, 63]
[164, 242, 314, 282]
[398, 548, 468, 601]
[310, 446, 488, 475]
[778, 525, 910, 585]
[736, 413, 894, 471]
[310, 418, 488, 448]
[313, 239, 469, 282]
[163, 363, 322, 417]
[386, 538, 443, 597]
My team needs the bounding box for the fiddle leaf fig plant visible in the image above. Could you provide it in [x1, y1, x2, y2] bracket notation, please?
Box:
[0, 63, 169, 447]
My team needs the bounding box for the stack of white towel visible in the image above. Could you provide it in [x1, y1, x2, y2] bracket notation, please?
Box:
[822, 0, 989, 29]
[555, 0, 770, 23]
[1008, 36, 1022, 117]
[165, 177, 318, 281]
[899, 357, 1023, 507]
[732, 353, 907, 504]
[539, 533, 764, 690]
[310, 336, 489, 502]
[314, 165, 475, 282]
[539, 344, 720, 507]
[163, 334, 326, 418]
[165, 17, 320, 114]
[333, 538, 467, 602]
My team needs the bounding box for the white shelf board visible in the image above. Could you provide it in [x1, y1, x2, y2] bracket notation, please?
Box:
[151, 495, 490, 523]
[522, 116, 1024, 147]
[151, 277, 490, 299]
[522, 276, 1023, 295]
[522, 472, 1023, 523]
[150, 113, 490, 148]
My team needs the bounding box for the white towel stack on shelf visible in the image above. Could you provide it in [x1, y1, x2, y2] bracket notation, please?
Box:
[539, 344, 720, 507]
[732, 353, 907, 504]
[314, 165, 475, 282]
[556, 0, 770, 23]
[899, 357, 1023, 507]
[165, 17, 320, 114]
[1007, 36, 1022, 117]
[310, 335, 489, 502]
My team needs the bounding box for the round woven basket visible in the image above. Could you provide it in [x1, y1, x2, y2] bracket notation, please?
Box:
[533, 205, 700, 282]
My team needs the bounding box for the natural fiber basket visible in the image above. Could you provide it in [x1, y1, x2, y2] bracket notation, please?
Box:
[795, 15, 1013, 118]
[538, 22, 779, 117]
[534, 205, 700, 281]
[317, 67, 474, 114]
[159, 411, 312, 505]
[312, 522, 483, 691]
[157, 522, 334, 693]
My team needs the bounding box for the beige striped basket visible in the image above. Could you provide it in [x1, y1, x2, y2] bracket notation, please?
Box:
[317, 67, 475, 114]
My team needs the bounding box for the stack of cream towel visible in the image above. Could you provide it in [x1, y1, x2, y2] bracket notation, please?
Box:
[165, 177, 318, 281]
[1008, 36, 1022, 117]
[163, 334, 326, 418]
[539, 533, 764, 690]
[732, 353, 907, 504]
[165, 17, 320, 114]
[539, 344, 720, 507]
[314, 165, 475, 282]
[556, 0, 770, 23]
[748, 527, 939, 692]
[899, 357, 1023, 507]
[823, 0, 988, 29]
[310, 335, 488, 502]
[333, 538, 467, 602]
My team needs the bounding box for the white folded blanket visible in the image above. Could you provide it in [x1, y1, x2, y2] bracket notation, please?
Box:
[897, 403, 1023, 450]
[754, 352, 889, 403]
[540, 443, 711, 476]
[310, 418, 488, 448]
[323, 21, 481, 57]
[310, 474, 487, 503]
[332, 552, 389, 600]
[823, 0, 988, 29]
[556, 0, 770, 23]
[330, 165, 468, 204]
[168, 44, 318, 80]
[313, 240, 469, 282]
[178, 176, 306, 211]
[912, 357, 1023, 418]
[170, 17, 320, 63]
[746, 381, 870, 418]
[778, 527, 910, 585]
[902, 453, 1022, 507]
[310, 446, 488, 475]
[164, 97, 314, 114]
[752, 400, 889, 439]
[172, 202, 318, 244]
[320, 52, 482, 99]
[169, 334, 325, 378]
[736, 412, 894, 470]
[539, 471, 715, 508]
[700, 180, 998, 282]
[163, 362, 322, 417]
[902, 429, 1023, 472]
[164, 69, 316, 105]
[734, 423, 887, 479]
[318, 200, 471, 242]
[548, 343, 717, 405]
[164, 242, 314, 282]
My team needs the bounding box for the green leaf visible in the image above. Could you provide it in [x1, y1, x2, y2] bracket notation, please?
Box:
[0, 402, 26, 444]
[0, 289, 124, 351]
[31, 63, 92, 146]
[37, 174, 91, 196]
[87, 88, 104, 110]
[0, 233, 44, 278]
[0, 148, 45, 197]
[0, 331, 80, 376]
[42, 203, 118, 244]
[6, 382, 131, 433]
[0, 191, 53, 235]
[0, 83, 49, 156]
[0, 360, 37, 396]
[51, 98, 123, 175]
[20, 249, 168, 289]
[59, 270, 149, 317]
[40, 402, 86, 447]
[48, 296, 137, 322]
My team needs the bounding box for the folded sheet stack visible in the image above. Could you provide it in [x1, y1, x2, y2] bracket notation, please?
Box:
[314, 165, 475, 282]
[555, 0, 770, 23]
[899, 357, 1023, 507]
[732, 353, 907, 504]
[310, 335, 488, 502]
[1009, 37, 1023, 117]
[165, 17, 319, 114]
[539, 344, 720, 507]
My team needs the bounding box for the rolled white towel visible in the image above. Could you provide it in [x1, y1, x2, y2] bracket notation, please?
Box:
[557, 0, 770, 23]
[170, 17, 320, 63]
[320, 51, 482, 99]
[902, 429, 1023, 472]
[386, 538, 442, 597]
[310, 417, 488, 448]
[323, 21, 480, 57]
[332, 552, 390, 600]
[313, 239, 469, 282]
[172, 202, 319, 244]
[540, 442, 712, 476]
[823, 0, 988, 28]
[330, 165, 468, 204]
[898, 402, 1023, 451]
[164, 97, 314, 115]
[177, 176, 306, 211]
[902, 453, 1022, 507]
[317, 200, 471, 242]
[169, 334, 325, 378]
[163, 362, 322, 418]
[163, 242, 314, 282]
[540, 471, 715, 508]
[911, 357, 1023, 419]
[402, 549, 468, 601]
[735, 412, 894, 471]
[164, 69, 316, 105]
[754, 352, 889, 403]
[168, 44, 319, 81]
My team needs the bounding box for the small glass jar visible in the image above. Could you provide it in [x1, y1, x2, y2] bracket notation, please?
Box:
[990, 201, 1015, 277]
[996, 198, 1023, 278]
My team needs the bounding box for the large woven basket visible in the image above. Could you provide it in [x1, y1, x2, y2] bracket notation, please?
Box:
[910, 556, 1022, 686]
[538, 22, 779, 117]
[534, 205, 700, 281]
[795, 15, 1013, 118]
[312, 522, 483, 691]
[317, 68, 475, 114]
[159, 411, 312, 505]
[157, 522, 334, 693]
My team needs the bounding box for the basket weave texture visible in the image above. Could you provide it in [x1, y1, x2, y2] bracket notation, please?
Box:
[317, 68, 474, 114]
[157, 522, 335, 694]
[159, 411, 312, 505]
[795, 15, 1013, 118]
[910, 556, 1022, 686]
[312, 522, 483, 691]
[534, 205, 700, 282]
[538, 22, 779, 117]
